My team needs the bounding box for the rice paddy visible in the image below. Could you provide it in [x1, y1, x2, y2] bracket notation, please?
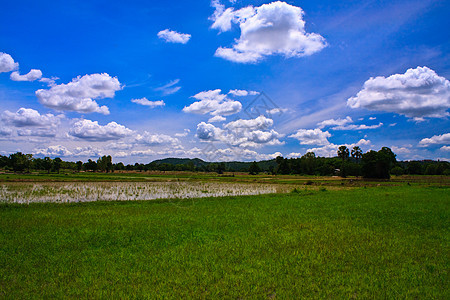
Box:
[0, 174, 448, 298]
[0, 181, 293, 204]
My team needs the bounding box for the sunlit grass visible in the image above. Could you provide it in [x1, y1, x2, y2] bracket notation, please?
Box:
[1, 185, 448, 298]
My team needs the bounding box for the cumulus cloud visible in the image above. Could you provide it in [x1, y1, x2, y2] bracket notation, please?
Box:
[391, 145, 412, 154]
[197, 116, 283, 147]
[134, 132, 180, 146]
[2, 108, 62, 128]
[157, 29, 191, 44]
[39, 76, 59, 86]
[131, 98, 165, 108]
[34, 145, 73, 157]
[440, 146, 450, 152]
[71, 145, 104, 157]
[347, 66, 450, 120]
[0, 52, 18, 73]
[419, 133, 450, 146]
[288, 152, 302, 158]
[317, 116, 353, 129]
[10, 69, 42, 81]
[211, 1, 327, 63]
[208, 115, 226, 123]
[69, 119, 133, 141]
[36, 73, 122, 115]
[175, 129, 191, 137]
[197, 122, 224, 141]
[225, 115, 273, 131]
[183, 89, 242, 116]
[0, 126, 13, 136]
[289, 128, 331, 145]
[306, 139, 371, 157]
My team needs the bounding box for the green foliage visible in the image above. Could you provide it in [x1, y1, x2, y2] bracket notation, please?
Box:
[362, 147, 396, 179]
[390, 166, 404, 176]
[337, 145, 349, 161]
[248, 161, 261, 175]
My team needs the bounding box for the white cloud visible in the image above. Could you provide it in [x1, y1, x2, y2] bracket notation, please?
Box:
[211, 1, 327, 63]
[0, 126, 13, 136]
[288, 152, 302, 158]
[134, 132, 180, 146]
[196, 122, 224, 141]
[225, 115, 273, 131]
[157, 29, 191, 44]
[2, 108, 62, 128]
[17, 128, 57, 137]
[197, 116, 283, 148]
[391, 145, 411, 154]
[419, 133, 450, 146]
[10, 69, 42, 81]
[0, 52, 18, 73]
[39, 77, 59, 86]
[266, 108, 288, 116]
[306, 139, 371, 157]
[228, 89, 259, 96]
[155, 79, 181, 95]
[348, 66, 450, 119]
[69, 119, 133, 141]
[72, 146, 103, 157]
[183, 89, 242, 116]
[131, 98, 165, 108]
[36, 73, 122, 115]
[317, 116, 353, 129]
[106, 142, 133, 150]
[175, 129, 191, 137]
[289, 128, 331, 145]
[198, 145, 282, 162]
[440, 146, 450, 152]
[369, 117, 377, 120]
[34, 145, 72, 157]
[208, 115, 226, 123]
[332, 122, 383, 131]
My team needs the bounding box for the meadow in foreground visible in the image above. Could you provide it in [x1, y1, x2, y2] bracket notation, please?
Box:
[1, 183, 448, 298]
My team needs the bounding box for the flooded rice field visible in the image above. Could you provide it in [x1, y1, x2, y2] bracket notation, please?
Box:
[0, 181, 293, 204]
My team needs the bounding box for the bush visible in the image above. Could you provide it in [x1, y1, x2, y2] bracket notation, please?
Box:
[391, 166, 404, 176]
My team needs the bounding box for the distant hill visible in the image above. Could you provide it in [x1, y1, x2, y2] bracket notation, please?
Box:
[152, 158, 207, 167]
[150, 157, 277, 172]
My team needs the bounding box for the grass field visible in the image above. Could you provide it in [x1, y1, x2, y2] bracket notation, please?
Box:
[1, 181, 448, 298]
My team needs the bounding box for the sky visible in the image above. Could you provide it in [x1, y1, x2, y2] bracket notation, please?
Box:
[0, 0, 449, 163]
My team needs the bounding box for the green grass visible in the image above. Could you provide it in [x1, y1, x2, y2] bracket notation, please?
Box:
[1, 185, 448, 298]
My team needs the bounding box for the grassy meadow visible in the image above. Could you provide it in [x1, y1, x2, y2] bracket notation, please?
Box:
[0, 175, 449, 298]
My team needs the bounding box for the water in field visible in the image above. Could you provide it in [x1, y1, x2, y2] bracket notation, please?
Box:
[0, 182, 291, 203]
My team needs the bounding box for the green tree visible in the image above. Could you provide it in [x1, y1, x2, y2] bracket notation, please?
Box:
[97, 155, 113, 173]
[76, 161, 83, 172]
[248, 161, 261, 175]
[362, 147, 397, 179]
[43, 157, 53, 174]
[337, 146, 349, 161]
[9, 152, 32, 172]
[53, 157, 62, 174]
[351, 146, 363, 162]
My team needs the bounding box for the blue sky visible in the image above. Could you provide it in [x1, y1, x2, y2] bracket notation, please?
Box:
[0, 0, 449, 163]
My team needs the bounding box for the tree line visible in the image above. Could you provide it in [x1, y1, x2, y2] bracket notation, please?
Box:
[0, 146, 449, 178]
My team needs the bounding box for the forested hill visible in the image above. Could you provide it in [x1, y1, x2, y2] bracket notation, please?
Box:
[151, 158, 277, 172]
[152, 158, 208, 167]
